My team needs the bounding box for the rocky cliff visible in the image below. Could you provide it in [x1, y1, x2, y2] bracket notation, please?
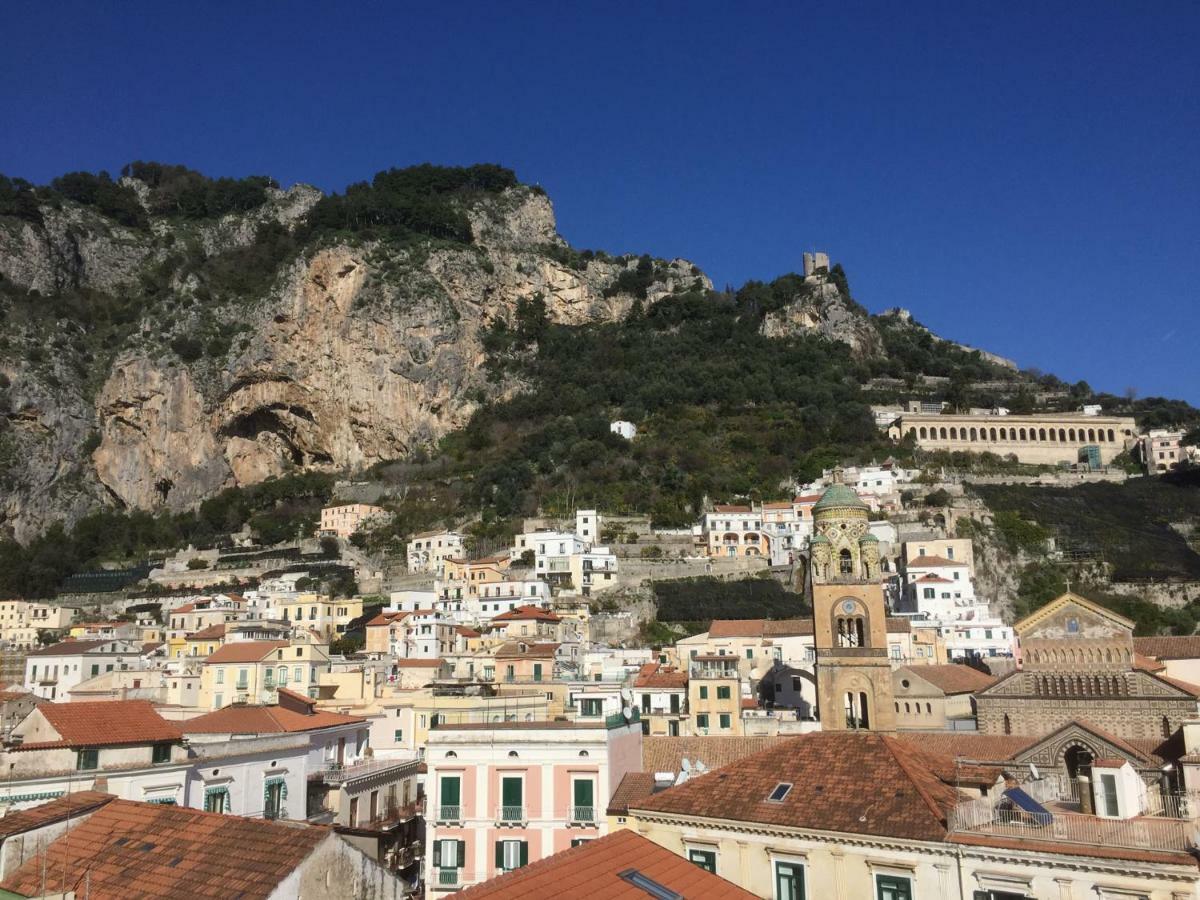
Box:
[0, 171, 708, 540]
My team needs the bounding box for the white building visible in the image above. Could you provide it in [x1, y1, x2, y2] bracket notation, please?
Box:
[899, 550, 1013, 661]
[406, 529, 465, 575]
[609, 420, 637, 440]
[23, 639, 146, 701]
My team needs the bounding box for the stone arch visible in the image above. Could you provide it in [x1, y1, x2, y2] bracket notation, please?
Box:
[1062, 741, 1097, 780]
[940, 427, 948, 439]
[1039, 428, 1048, 441]
[1108, 428, 1116, 442]
[1019, 428, 1028, 440]
[969, 427, 978, 441]
[999, 427, 1008, 440]
[990, 427, 998, 441]
[919, 427, 928, 439]
[950, 427, 959, 440]
[1069, 428, 1077, 441]
[1058, 428, 1067, 442]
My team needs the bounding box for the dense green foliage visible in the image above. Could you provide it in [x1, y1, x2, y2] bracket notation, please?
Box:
[120, 161, 276, 219]
[653, 577, 811, 624]
[0, 472, 334, 598]
[973, 472, 1200, 580]
[305, 163, 517, 243]
[0, 175, 42, 224]
[50, 171, 147, 229]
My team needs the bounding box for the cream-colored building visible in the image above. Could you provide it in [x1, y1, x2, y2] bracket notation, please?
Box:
[319, 503, 389, 538]
[0, 602, 76, 648]
[406, 529, 464, 575]
[199, 637, 331, 710]
[278, 593, 363, 643]
[889, 411, 1137, 465]
[624, 730, 1200, 900]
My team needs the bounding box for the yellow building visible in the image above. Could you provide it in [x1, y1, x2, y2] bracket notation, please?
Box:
[440, 555, 510, 600]
[279, 594, 364, 642]
[688, 655, 744, 735]
[199, 638, 331, 710]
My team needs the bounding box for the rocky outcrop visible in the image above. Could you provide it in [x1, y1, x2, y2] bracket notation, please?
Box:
[760, 273, 881, 356]
[0, 183, 710, 532]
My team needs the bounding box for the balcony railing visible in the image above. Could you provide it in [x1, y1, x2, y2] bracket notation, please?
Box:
[496, 805, 526, 824]
[437, 868, 462, 888]
[436, 805, 462, 823]
[570, 806, 595, 824]
[317, 757, 420, 785]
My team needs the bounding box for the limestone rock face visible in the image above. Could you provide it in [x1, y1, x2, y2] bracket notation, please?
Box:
[0, 182, 709, 535]
[760, 275, 882, 356]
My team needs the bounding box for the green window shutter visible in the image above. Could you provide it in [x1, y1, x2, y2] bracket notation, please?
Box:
[433, 841, 442, 866]
[699, 686, 708, 699]
[495, 841, 504, 869]
[573, 779, 594, 807]
[441, 776, 460, 805]
[519, 841, 528, 867]
[457, 840, 465, 869]
[502, 776, 522, 807]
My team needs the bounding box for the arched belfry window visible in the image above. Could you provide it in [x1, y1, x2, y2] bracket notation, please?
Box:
[838, 549, 853, 575]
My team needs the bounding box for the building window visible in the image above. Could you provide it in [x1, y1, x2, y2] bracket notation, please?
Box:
[745, 648, 753, 660]
[393, 729, 403, 742]
[434, 839, 465, 882]
[688, 848, 717, 873]
[438, 775, 461, 821]
[717, 686, 731, 700]
[495, 839, 528, 873]
[500, 776, 524, 821]
[699, 686, 708, 699]
[696, 713, 709, 730]
[775, 861, 806, 900]
[876, 874, 912, 900]
[152, 743, 172, 764]
[719, 713, 732, 729]
[76, 748, 99, 771]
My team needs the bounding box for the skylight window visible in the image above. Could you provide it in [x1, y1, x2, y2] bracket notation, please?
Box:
[767, 782, 793, 802]
[617, 869, 683, 900]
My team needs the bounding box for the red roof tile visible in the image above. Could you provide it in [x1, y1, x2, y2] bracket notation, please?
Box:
[187, 623, 226, 641]
[1134, 635, 1200, 660]
[26, 639, 119, 657]
[633, 663, 688, 689]
[0, 799, 331, 899]
[905, 664, 997, 695]
[642, 736, 791, 776]
[183, 698, 364, 735]
[20, 701, 183, 749]
[632, 732, 961, 842]
[906, 554, 966, 568]
[447, 829, 757, 899]
[202, 640, 289, 664]
[0, 791, 115, 838]
[606, 772, 658, 815]
[494, 641, 558, 659]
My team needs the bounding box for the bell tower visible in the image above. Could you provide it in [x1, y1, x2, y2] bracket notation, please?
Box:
[809, 479, 896, 732]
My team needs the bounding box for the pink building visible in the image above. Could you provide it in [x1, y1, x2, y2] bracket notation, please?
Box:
[423, 717, 642, 892]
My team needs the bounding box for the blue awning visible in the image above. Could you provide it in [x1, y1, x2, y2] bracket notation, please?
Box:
[1002, 787, 1053, 825]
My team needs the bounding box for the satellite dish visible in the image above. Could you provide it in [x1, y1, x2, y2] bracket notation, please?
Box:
[622, 706, 633, 721]
[681, 758, 692, 774]
[1029, 764, 1040, 781]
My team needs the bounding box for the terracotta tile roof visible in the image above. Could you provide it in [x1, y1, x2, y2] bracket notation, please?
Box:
[183, 698, 364, 735]
[366, 611, 408, 626]
[202, 640, 288, 664]
[642, 736, 791, 776]
[1133, 635, 1200, 660]
[0, 791, 115, 838]
[173, 602, 198, 613]
[1150, 670, 1200, 698]
[0, 798, 331, 899]
[187, 623, 226, 641]
[494, 641, 558, 659]
[706, 619, 766, 638]
[905, 664, 997, 695]
[764, 618, 818, 636]
[606, 772, 658, 815]
[632, 733, 961, 842]
[894, 732, 1037, 762]
[492, 604, 561, 623]
[740, 698, 759, 709]
[906, 554, 967, 567]
[26, 639, 114, 657]
[25, 701, 183, 749]
[633, 663, 688, 689]
[446, 828, 757, 899]
[1133, 652, 1167, 673]
[456, 626, 482, 637]
[915, 574, 954, 583]
[1092, 757, 1127, 768]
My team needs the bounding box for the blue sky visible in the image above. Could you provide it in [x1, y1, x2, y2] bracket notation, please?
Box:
[2, 2, 1197, 402]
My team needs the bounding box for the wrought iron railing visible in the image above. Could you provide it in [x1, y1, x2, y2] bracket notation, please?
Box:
[437, 804, 462, 823]
[437, 868, 461, 887]
[570, 805, 595, 824]
[496, 805, 525, 824]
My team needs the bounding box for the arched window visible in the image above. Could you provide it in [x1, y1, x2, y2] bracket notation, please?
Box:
[925, 702, 932, 714]
[940, 427, 948, 439]
[1107, 428, 1116, 442]
[1019, 428, 1027, 440]
[1087, 428, 1096, 442]
[904, 702, 910, 713]
[1037, 428, 1046, 441]
[950, 427, 958, 440]
[1000, 427, 1008, 440]
[969, 427, 978, 441]
[919, 427, 927, 439]
[1003, 714, 1011, 735]
[1068, 428, 1076, 441]
[1163, 717, 1172, 738]
[990, 427, 997, 441]
[1058, 428, 1066, 442]
[839, 549, 853, 575]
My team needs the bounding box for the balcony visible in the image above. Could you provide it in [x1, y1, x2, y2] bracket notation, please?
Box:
[317, 757, 421, 787]
[569, 806, 596, 825]
[436, 868, 463, 889]
[496, 805, 526, 825]
[436, 805, 462, 824]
